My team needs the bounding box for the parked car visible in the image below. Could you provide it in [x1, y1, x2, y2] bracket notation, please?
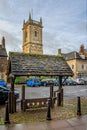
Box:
[0, 79, 7, 87]
[66, 79, 77, 86]
[0, 85, 19, 104]
[62, 78, 77, 86]
[79, 78, 87, 85]
[41, 78, 59, 86]
[27, 78, 41, 87]
[75, 78, 85, 85]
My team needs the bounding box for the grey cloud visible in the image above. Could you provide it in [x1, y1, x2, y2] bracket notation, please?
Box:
[0, 30, 22, 54]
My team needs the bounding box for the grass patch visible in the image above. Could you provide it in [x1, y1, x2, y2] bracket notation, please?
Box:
[9, 97, 87, 124]
[10, 109, 47, 124]
[1, 97, 87, 124]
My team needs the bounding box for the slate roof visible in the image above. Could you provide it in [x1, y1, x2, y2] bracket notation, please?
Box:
[8, 52, 73, 77]
[62, 51, 81, 60]
[0, 45, 7, 57]
[84, 49, 87, 52]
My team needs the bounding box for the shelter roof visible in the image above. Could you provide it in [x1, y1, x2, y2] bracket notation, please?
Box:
[8, 52, 73, 77]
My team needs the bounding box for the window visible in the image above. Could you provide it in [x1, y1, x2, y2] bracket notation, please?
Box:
[82, 64, 86, 70]
[71, 64, 74, 69]
[35, 31, 37, 37]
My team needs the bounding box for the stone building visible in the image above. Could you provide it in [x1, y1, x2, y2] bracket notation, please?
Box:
[22, 13, 43, 54]
[0, 36, 8, 81]
[59, 45, 87, 78]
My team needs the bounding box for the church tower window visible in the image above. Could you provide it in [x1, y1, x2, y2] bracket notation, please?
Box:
[35, 31, 37, 37]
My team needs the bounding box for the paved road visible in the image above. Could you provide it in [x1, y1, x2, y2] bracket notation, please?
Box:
[15, 85, 87, 99]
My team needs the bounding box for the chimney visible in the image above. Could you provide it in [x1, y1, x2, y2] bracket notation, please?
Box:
[58, 49, 61, 56]
[2, 36, 5, 48]
[79, 44, 84, 54]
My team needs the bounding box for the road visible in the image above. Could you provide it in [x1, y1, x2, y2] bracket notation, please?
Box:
[15, 85, 87, 99]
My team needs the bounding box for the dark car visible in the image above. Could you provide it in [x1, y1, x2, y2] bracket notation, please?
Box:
[62, 78, 77, 86]
[65, 79, 77, 85]
[0, 85, 19, 104]
[27, 78, 41, 87]
[0, 79, 7, 87]
[81, 78, 87, 85]
[41, 78, 58, 86]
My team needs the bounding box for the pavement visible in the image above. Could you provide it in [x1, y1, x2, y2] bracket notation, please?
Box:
[0, 115, 87, 130]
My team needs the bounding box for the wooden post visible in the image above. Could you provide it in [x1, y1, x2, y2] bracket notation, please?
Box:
[10, 76, 15, 92]
[57, 92, 61, 106]
[50, 83, 53, 99]
[21, 85, 25, 110]
[9, 75, 15, 113]
[23, 100, 26, 112]
[59, 76, 62, 90]
[8, 92, 11, 113]
[58, 76, 63, 106]
[13, 95, 16, 112]
[50, 81, 54, 108]
[10, 91, 14, 113]
[53, 91, 56, 104]
[22, 85, 25, 100]
[61, 88, 63, 106]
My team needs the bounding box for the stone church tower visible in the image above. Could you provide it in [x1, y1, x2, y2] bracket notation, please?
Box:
[22, 13, 43, 54]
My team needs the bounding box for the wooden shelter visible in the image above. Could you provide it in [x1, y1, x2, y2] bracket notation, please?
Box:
[8, 52, 73, 112]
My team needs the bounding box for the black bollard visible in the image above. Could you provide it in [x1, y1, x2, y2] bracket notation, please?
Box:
[77, 96, 81, 116]
[46, 99, 51, 120]
[4, 101, 10, 124]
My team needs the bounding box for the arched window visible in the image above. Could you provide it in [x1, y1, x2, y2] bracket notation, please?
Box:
[35, 31, 37, 37]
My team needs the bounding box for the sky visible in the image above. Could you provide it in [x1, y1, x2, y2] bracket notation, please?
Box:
[0, 0, 87, 55]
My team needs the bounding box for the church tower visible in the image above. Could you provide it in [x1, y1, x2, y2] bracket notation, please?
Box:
[22, 13, 43, 54]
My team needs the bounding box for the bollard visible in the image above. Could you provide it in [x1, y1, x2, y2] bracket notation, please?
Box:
[4, 101, 10, 124]
[77, 96, 81, 116]
[46, 99, 51, 120]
